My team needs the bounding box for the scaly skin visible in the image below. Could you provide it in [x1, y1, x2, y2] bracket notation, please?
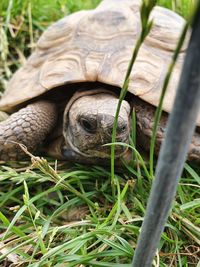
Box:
[0, 101, 57, 160]
[134, 98, 200, 163]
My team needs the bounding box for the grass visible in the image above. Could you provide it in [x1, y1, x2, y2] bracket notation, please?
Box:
[0, 0, 200, 266]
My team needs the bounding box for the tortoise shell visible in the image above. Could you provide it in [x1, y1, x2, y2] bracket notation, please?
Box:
[1, 0, 197, 124]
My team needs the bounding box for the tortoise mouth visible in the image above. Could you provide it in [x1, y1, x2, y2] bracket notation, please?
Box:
[61, 143, 131, 166]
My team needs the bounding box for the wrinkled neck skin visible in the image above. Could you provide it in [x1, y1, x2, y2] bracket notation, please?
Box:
[62, 89, 131, 165]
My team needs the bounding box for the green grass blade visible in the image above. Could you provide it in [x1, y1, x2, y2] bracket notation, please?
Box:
[149, 21, 190, 177]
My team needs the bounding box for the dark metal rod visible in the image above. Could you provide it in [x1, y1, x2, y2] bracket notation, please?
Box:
[132, 4, 200, 267]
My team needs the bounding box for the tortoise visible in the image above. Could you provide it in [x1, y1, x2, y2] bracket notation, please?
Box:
[0, 0, 200, 164]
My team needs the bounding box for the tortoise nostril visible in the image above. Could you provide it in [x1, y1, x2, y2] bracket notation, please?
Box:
[79, 117, 97, 133]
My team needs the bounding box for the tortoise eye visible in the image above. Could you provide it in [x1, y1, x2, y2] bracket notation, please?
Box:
[79, 117, 97, 133]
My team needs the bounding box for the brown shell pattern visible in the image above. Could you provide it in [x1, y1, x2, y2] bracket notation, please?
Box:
[1, 0, 199, 125]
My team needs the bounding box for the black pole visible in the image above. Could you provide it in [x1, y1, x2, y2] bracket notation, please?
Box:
[132, 3, 200, 267]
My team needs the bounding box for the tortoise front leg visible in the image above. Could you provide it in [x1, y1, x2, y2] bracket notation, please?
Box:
[0, 101, 57, 161]
[134, 98, 200, 163]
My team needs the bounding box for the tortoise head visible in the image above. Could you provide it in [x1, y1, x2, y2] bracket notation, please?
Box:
[62, 90, 131, 164]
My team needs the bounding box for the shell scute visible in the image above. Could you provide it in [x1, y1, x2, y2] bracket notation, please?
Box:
[1, 0, 198, 125]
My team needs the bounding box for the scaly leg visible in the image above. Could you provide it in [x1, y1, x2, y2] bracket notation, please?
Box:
[0, 101, 57, 160]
